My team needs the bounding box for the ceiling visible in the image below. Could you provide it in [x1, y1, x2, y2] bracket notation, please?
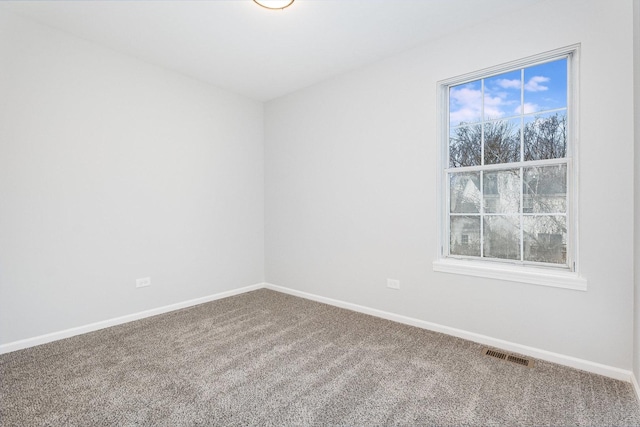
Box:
[2, 0, 542, 102]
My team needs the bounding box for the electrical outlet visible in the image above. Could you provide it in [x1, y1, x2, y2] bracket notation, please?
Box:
[136, 277, 151, 288]
[387, 279, 400, 290]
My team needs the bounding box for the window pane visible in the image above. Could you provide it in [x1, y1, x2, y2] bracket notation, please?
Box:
[484, 118, 521, 165]
[483, 216, 520, 260]
[444, 51, 574, 271]
[450, 172, 481, 213]
[523, 216, 566, 264]
[449, 80, 482, 127]
[484, 70, 521, 121]
[449, 124, 481, 167]
[450, 216, 480, 256]
[523, 58, 567, 114]
[523, 165, 567, 213]
[523, 111, 567, 160]
[483, 169, 520, 213]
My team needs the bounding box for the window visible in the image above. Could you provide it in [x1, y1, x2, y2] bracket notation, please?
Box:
[434, 46, 586, 290]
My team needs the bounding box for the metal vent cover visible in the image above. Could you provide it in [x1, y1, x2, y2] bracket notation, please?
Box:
[482, 348, 534, 368]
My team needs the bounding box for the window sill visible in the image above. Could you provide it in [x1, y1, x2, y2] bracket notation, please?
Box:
[432, 258, 587, 291]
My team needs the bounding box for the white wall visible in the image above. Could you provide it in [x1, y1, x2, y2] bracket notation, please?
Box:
[634, 0, 640, 380]
[0, 11, 264, 345]
[265, 0, 636, 369]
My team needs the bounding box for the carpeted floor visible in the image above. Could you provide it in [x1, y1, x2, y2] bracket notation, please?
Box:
[1, 288, 639, 426]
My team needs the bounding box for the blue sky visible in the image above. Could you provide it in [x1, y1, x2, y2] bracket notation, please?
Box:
[449, 58, 567, 127]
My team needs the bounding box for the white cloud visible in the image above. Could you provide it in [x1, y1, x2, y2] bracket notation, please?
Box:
[514, 103, 539, 114]
[496, 79, 521, 89]
[450, 86, 481, 106]
[450, 85, 510, 124]
[524, 76, 550, 92]
[484, 94, 506, 120]
[449, 86, 482, 124]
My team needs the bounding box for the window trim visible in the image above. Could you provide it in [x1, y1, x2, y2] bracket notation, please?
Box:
[433, 44, 586, 290]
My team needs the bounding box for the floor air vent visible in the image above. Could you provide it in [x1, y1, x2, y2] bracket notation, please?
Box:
[482, 348, 534, 368]
[484, 348, 507, 360]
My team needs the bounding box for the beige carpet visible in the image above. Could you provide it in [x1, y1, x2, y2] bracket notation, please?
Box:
[1, 288, 639, 426]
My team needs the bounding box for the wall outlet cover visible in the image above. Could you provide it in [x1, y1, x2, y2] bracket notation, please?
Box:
[136, 277, 151, 288]
[387, 279, 400, 290]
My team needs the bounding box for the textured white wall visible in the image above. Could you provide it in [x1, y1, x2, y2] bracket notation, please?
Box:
[0, 11, 264, 345]
[265, 0, 636, 369]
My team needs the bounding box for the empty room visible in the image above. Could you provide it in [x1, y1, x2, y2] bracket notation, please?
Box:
[2, 0, 640, 425]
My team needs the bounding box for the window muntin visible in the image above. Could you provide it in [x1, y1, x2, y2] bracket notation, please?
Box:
[444, 55, 573, 269]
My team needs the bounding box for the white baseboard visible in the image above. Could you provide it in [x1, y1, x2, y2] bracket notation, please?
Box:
[0, 283, 264, 355]
[3, 281, 636, 389]
[264, 283, 634, 383]
[632, 374, 640, 403]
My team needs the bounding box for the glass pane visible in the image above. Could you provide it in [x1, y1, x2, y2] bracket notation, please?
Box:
[483, 169, 520, 213]
[484, 118, 521, 164]
[450, 172, 481, 213]
[449, 80, 482, 127]
[483, 216, 520, 260]
[523, 111, 567, 160]
[450, 216, 480, 257]
[523, 58, 567, 114]
[523, 165, 567, 213]
[523, 216, 567, 264]
[484, 70, 521, 121]
[449, 124, 482, 167]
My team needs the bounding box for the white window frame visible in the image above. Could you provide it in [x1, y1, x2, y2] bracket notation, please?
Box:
[433, 45, 587, 291]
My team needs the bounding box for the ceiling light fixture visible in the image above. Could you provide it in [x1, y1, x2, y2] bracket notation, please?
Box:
[253, 0, 295, 10]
